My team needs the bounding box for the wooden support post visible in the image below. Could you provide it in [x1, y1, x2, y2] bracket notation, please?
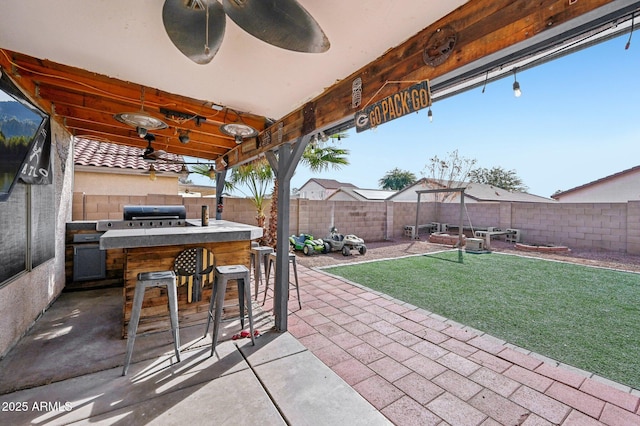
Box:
[459, 189, 465, 263]
[266, 136, 310, 331]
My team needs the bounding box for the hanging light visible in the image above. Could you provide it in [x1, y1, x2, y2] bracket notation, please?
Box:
[512, 69, 522, 97]
[427, 107, 433, 123]
[626, 12, 635, 50]
[114, 87, 168, 131]
[320, 131, 329, 142]
[220, 123, 258, 144]
[179, 164, 189, 179]
[178, 130, 190, 144]
[208, 165, 216, 179]
[148, 164, 157, 181]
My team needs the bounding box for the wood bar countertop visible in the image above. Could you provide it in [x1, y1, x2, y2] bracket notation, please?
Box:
[99, 219, 263, 250]
[99, 220, 263, 337]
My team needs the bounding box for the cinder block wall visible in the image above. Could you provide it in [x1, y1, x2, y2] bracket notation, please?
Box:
[391, 202, 437, 238]
[627, 201, 640, 254]
[72, 193, 640, 254]
[292, 199, 387, 241]
[438, 202, 501, 230]
[511, 202, 628, 252]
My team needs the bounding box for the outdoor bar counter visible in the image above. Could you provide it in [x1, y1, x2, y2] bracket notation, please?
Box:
[100, 220, 263, 337]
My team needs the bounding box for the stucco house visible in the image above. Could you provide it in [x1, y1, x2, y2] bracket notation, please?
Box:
[551, 165, 640, 202]
[296, 178, 356, 200]
[389, 178, 553, 203]
[74, 138, 185, 196]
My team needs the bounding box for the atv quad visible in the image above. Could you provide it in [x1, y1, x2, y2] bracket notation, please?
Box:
[289, 233, 330, 255]
[325, 227, 367, 256]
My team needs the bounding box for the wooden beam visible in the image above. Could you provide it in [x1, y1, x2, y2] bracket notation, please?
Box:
[4, 51, 267, 130]
[227, 0, 614, 167]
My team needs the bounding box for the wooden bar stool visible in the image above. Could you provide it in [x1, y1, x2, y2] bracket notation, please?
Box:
[250, 246, 273, 300]
[204, 265, 255, 356]
[122, 270, 180, 376]
[264, 252, 301, 309]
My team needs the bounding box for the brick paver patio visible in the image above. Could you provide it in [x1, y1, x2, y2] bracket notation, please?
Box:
[259, 262, 640, 426]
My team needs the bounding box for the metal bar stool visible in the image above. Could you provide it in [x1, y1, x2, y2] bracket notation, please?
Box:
[264, 252, 301, 309]
[204, 265, 255, 356]
[122, 270, 180, 376]
[250, 246, 273, 300]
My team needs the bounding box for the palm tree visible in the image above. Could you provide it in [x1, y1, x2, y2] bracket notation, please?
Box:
[189, 161, 272, 239]
[228, 158, 273, 230]
[188, 136, 349, 247]
[264, 143, 349, 247]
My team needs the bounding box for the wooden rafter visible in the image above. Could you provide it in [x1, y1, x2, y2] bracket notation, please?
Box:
[0, 49, 267, 162]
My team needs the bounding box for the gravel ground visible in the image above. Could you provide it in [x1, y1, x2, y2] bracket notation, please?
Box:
[293, 237, 640, 273]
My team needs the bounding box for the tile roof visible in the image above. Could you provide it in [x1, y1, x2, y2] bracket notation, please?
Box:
[390, 178, 553, 202]
[74, 138, 184, 173]
[327, 187, 396, 201]
[303, 178, 357, 189]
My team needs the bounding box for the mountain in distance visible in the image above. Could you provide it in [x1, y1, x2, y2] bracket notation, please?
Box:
[0, 101, 43, 139]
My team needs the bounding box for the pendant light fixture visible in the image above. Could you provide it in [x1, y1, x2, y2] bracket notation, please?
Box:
[148, 164, 157, 181]
[179, 164, 190, 179]
[512, 69, 522, 98]
[114, 87, 168, 135]
[220, 123, 258, 144]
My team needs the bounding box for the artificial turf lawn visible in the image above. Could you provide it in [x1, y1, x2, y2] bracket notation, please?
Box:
[325, 250, 640, 390]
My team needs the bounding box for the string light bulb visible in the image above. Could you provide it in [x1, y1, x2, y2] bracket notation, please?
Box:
[148, 164, 157, 181]
[513, 69, 522, 97]
[179, 164, 189, 179]
[208, 165, 216, 179]
[427, 107, 433, 123]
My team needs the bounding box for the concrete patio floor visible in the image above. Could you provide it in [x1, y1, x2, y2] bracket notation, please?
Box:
[0, 286, 388, 425]
[1, 255, 639, 425]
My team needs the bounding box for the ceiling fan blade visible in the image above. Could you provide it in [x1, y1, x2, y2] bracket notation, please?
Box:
[222, 0, 330, 53]
[163, 0, 226, 64]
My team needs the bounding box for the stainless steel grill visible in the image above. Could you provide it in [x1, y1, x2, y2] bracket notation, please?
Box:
[96, 205, 188, 231]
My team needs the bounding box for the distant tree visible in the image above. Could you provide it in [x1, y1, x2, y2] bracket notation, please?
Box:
[378, 168, 417, 190]
[469, 166, 528, 192]
[423, 149, 477, 201]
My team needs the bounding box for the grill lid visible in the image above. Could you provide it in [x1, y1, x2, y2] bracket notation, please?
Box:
[123, 205, 186, 220]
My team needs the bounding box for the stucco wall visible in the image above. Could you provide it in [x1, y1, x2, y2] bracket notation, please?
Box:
[74, 170, 179, 197]
[554, 170, 640, 202]
[0, 122, 73, 357]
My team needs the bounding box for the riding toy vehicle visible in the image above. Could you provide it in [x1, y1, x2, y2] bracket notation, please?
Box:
[325, 227, 367, 256]
[289, 233, 330, 255]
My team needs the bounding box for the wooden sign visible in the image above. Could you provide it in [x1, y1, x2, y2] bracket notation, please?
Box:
[354, 80, 431, 133]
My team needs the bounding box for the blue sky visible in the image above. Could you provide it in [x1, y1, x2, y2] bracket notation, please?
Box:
[192, 33, 638, 199]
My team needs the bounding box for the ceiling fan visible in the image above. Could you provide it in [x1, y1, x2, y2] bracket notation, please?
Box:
[162, 0, 330, 64]
[140, 134, 168, 162]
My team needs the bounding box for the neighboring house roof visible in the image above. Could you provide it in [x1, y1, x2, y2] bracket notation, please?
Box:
[551, 165, 640, 200]
[389, 178, 553, 203]
[327, 187, 396, 201]
[299, 178, 357, 190]
[74, 138, 183, 173]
